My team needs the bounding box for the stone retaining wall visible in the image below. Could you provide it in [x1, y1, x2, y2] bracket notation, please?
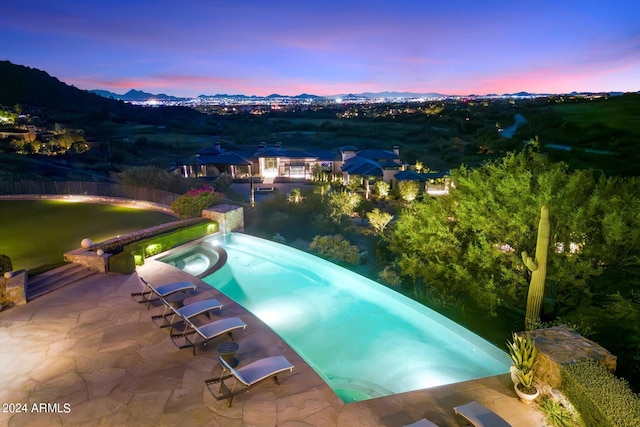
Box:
[63, 249, 111, 273]
[530, 325, 617, 388]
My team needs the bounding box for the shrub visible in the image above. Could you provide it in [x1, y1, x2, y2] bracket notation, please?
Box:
[561, 359, 640, 427]
[326, 190, 361, 223]
[309, 234, 361, 265]
[96, 218, 206, 253]
[367, 208, 393, 235]
[539, 395, 585, 427]
[272, 233, 286, 244]
[378, 265, 402, 286]
[172, 185, 219, 218]
[398, 180, 421, 202]
[0, 255, 12, 275]
[374, 180, 390, 198]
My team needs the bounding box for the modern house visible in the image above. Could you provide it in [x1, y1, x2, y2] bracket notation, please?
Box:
[179, 141, 448, 195]
[179, 142, 406, 185]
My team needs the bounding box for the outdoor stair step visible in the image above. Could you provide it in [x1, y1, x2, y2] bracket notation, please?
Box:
[26, 264, 97, 301]
[26, 263, 83, 289]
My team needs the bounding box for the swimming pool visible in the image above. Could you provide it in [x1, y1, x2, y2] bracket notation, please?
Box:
[162, 232, 510, 402]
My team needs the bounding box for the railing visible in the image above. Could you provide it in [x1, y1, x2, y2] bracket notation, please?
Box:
[0, 181, 181, 207]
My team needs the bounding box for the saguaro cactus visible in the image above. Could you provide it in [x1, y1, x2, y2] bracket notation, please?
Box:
[522, 205, 550, 330]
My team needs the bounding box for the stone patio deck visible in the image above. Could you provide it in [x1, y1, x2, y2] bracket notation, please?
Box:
[0, 261, 549, 426]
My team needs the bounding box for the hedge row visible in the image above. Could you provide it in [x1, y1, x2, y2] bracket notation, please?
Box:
[561, 359, 640, 427]
[95, 217, 208, 254]
[107, 221, 218, 274]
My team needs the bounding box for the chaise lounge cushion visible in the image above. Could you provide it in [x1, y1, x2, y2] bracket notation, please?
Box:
[223, 355, 294, 386]
[453, 401, 511, 427]
[152, 297, 223, 329]
[132, 276, 196, 308]
[403, 418, 439, 427]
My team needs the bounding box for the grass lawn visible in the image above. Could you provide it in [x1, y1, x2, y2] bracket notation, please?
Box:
[0, 200, 176, 273]
[551, 95, 640, 134]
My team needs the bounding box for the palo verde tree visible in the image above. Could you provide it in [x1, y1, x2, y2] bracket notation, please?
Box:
[326, 190, 361, 224]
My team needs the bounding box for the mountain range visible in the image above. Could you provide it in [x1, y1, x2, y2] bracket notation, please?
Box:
[1, 60, 630, 108]
[0, 60, 208, 126]
[91, 89, 459, 102]
[93, 88, 619, 103]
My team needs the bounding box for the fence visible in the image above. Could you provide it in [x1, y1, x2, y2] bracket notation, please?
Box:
[0, 181, 181, 207]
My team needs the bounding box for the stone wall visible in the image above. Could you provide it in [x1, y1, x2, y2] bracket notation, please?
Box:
[202, 204, 244, 233]
[2, 269, 27, 306]
[530, 325, 617, 389]
[63, 249, 111, 273]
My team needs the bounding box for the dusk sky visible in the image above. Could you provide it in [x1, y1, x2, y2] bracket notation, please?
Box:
[2, 1, 639, 97]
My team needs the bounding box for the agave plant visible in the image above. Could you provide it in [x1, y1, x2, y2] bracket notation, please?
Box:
[507, 332, 537, 372]
[515, 367, 537, 394]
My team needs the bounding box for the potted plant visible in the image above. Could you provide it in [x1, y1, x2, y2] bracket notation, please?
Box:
[506, 332, 537, 385]
[514, 366, 539, 404]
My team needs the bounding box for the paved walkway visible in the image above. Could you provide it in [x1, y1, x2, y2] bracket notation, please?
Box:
[0, 261, 549, 426]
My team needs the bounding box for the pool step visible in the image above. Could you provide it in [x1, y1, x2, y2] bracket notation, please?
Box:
[26, 263, 98, 301]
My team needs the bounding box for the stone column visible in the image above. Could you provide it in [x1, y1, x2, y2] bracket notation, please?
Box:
[202, 204, 244, 234]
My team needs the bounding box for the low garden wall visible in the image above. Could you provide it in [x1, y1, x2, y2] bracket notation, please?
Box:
[530, 325, 617, 388]
[63, 204, 244, 274]
[64, 217, 212, 273]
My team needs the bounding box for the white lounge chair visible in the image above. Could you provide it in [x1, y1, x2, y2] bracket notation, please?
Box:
[131, 276, 196, 309]
[171, 316, 246, 356]
[403, 419, 439, 427]
[453, 401, 512, 427]
[151, 297, 223, 330]
[206, 355, 294, 406]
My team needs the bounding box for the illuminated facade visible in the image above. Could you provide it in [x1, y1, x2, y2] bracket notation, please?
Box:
[180, 142, 408, 185]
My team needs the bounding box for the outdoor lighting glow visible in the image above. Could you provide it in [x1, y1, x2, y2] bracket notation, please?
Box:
[253, 300, 310, 330]
[288, 172, 307, 179]
[555, 242, 583, 254]
[145, 243, 162, 256]
[180, 254, 210, 276]
[426, 189, 450, 196]
[206, 224, 217, 234]
[496, 243, 515, 254]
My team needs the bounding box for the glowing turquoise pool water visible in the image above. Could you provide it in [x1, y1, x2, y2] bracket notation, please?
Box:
[167, 232, 510, 402]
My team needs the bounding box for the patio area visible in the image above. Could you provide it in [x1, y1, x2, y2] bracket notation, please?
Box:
[0, 261, 549, 426]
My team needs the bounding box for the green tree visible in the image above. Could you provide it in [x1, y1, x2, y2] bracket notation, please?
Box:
[287, 188, 303, 204]
[367, 208, 393, 235]
[374, 180, 390, 198]
[388, 143, 632, 316]
[356, 199, 374, 225]
[398, 180, 421, 202]
[326, 190, 361, 224]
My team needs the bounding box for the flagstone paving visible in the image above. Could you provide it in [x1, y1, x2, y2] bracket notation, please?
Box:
[0, 261, 549, 426]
